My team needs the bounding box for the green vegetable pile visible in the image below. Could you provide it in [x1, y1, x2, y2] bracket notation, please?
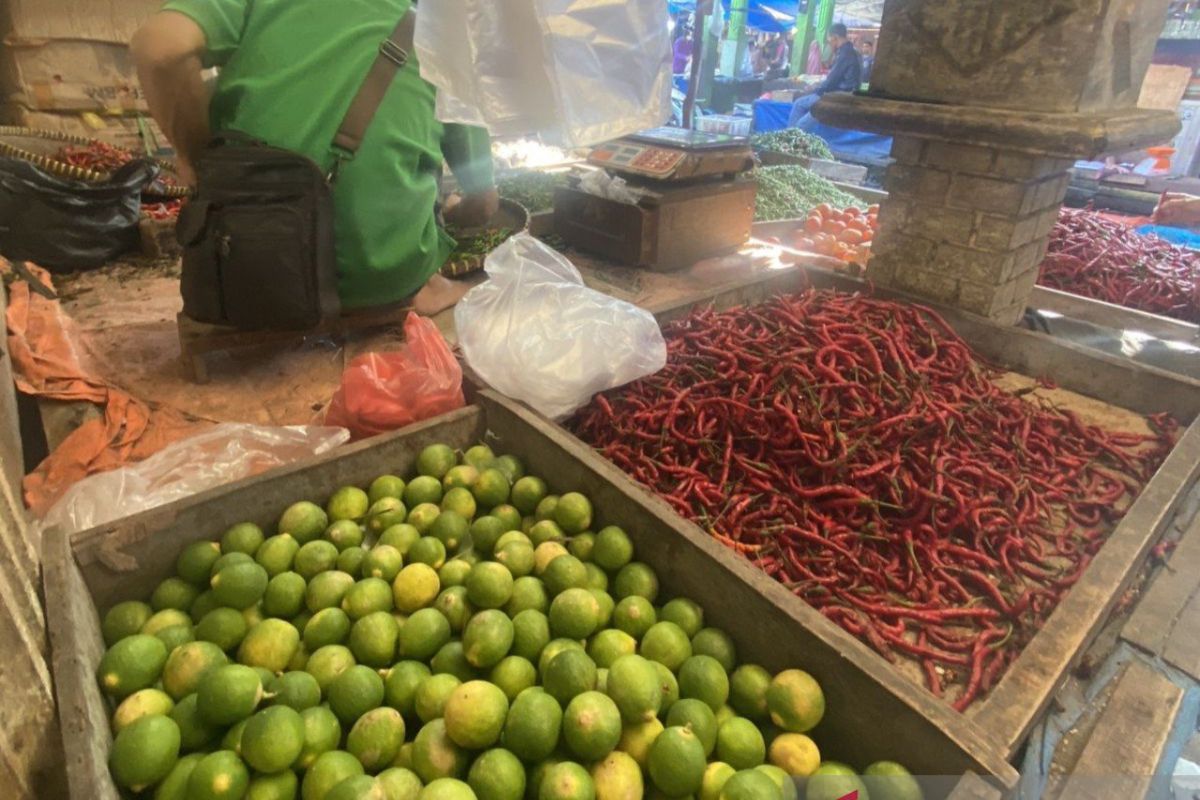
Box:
[448, 227, 515, 259]
[497, 171, 569, 213]
[750, 131, 833, 162]
[753, 166, 859, 222]
[94, 441, 924, 800]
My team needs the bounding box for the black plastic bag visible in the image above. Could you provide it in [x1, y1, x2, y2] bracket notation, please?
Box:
[0, 157, 158, 271]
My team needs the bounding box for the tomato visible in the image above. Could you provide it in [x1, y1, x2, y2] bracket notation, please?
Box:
[794, 236, 816, 252]
[804, 216, 822, 234]
[845, 206, 861, 218]
[840, 228, 865, 245]
[867, 204, 880, 214]
[814, 203, 833, 218]
[824, 220, 847, 237]
[812, 233, 835, 254]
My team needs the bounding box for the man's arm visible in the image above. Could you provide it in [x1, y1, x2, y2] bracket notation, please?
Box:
[441, 124, 499, 227]
[815, 46, 851, 96]
[131, 12, 211, 186]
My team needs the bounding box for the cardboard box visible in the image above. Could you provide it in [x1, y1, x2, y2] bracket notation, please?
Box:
[1, 41, 145, 113]
[2, 0, 161, 44]
[1, 105, 167, 152]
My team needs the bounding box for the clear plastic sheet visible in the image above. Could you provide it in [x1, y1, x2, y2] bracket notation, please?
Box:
[39, 423, 350, 534]
[415, 0, 672, 147]
[455, 233, 666, 419]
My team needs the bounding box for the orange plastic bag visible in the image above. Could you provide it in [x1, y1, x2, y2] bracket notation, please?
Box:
[325, 313, 465, 440]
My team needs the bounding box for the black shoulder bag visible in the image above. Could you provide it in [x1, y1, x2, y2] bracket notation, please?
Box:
[176, 12, 416, 330]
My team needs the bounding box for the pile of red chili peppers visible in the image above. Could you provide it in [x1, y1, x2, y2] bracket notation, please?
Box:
[1037, 208, 1200, 323]
[569, 290, 1177, 710]
[54, 143, 185, 220]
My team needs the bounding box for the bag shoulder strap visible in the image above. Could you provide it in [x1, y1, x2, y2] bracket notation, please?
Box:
[331, 9, 416, 158]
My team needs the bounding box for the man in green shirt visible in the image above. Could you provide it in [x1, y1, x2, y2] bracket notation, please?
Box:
[132, 0, 497, 315]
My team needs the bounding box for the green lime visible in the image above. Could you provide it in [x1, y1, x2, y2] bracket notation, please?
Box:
[222, 522, 265, 556]
[348, 706, 407, 772]
[257, 535, 301, 577]
[444, 680, 509, 749]
[368, 497, 410, 536]
[380, 524, 422, 556]
[528, 521, 565, 548]
[223, 717, 249, 756]
[409, 505, 444, 535]
[241, 705, 305, 773]
[700, 763, 736, 800]
[103, 600, 154, 646]
[472, 468, 510, 509]
[660, 599, 704, 638]
[618, 717, 663, 767]
[307, 571, 356, 612]
[97, 633, 168, 699]
[729, 665, 771, 720]
[187, 750, 250, 800]
[154, 752, 204, 800]
[528, 758, 563, 800]
[431, 511, 471, 552]
[504, 688, 562, 763]
[303, 750, 365, 800]
[239, 618, 301, 672]
[211, 551, 255, 577]
[370, 474, 408, 505]
[435, 585, 475, 633]
[305, 607, 353, 650]
[804, 763, 867, 800]
[534, 543, 569, 575]
[444, 465, 480, 492]
[765, 671, 824, 733]
[296, 540, 341, 580]
[679, 655, 730, 711]
[269, 670, 322, 711]
[361, 545, 404, 582]
[490, 505, 523, 533]
[406, 476, 445, 508]
[563, 691, 621, 761]
[719, 769, 780, 800]
[591, 751, 642, 800]
[263, 572, 307, 621]
[416, 673, 462, 722]
[384, 660, 432, 716]
[462, 609, 514, 669]
[760, 765, 801, 800]
[666, 699, 718, 756]
[431, 641, 477, 682]
[109, 710, 177, 791]
[190, 591, 220, 623]
[246, 770, 300, 800]
[863, 762, 920, 800]
[337, 547, 367, 579]
[467, 517, 507, 556]
[591, 591, 615, 629]
[278, 500, 329, 544]
[177, 542, 223, 587]
[584, 564, 608, 592]
[511, 477, 548, 516]
[655, 663, 679, 711]
[767, 734, 820, 778]
[540, 762, 594, 800]
[112, 688, 174, 733]
[288, 642, 311, 671]
[413, 719, 470, 782]
[543, 648, 597, 705]
[465, 562, 514, 610]
[641, 622, 692, 672]
[155, 624, 194, 653]
[507, 578, 549, 616]
[198, 663, 263, 725]
[442, 488, 478, 522]
[298, 706, 343, 770]
[418, 778, 477, 800]
[493, 455, 525, 483]
[495, 540, 535, 578]
[470, 748, 526, 800]
[400, 607, 452, 661]
[243, 605, 265, 630]
[393, 564, 442, 613]
[307, 644, 357, 693]
[553, 494, 592, 535]
[329, 486, 371, 523]
[605, 654, 661, 723]
[410, 537, 448, 568]
[210, 560, 269, 609]
[567, 533, 595, 563]
[419, 444, 458, 479]
[344, 578, 396, 620]
[379, 768, 423, 800]
[587, 629, 635, 668]
[716, 718, 766, 770]
[351, 610, 401, 667]
[170, 693, 221, 752]
[152, 577, 201, 613]
[691, 628, 737, 673]
[549, 588, 601, 640]
[542, 555, 586, 596]
[329, 664, 386, 725]
[613, 563, 658, 603]
[511, 609, 551, 663]
[648, 726, 706, 798]
[440, 559, 472, 588]
[537, 638, 583, 677]
[326, 520, 366, 552]
[463, 444, 495, 469]
[163, 640, 229, 702]
[489, 656, 537, 701]
[611, 597, 656, 640]
[592, 527, 633, 572]
[495, 531, 532, 551]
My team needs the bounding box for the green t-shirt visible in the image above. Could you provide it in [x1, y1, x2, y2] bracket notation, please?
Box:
[163, 0, 493, 308]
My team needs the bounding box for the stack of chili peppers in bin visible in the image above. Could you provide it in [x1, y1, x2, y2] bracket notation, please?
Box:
[56, 142, 186, 221]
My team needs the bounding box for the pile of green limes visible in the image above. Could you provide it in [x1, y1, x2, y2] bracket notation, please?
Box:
[97, 442, 922, 800]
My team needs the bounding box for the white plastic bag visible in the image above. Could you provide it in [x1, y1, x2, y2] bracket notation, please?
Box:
[415, 0, 672, 147]
[455, 233, 667, 419]
[40, 423, 350, 534]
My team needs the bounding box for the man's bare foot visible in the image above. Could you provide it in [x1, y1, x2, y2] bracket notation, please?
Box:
[412, 273, 471, 316]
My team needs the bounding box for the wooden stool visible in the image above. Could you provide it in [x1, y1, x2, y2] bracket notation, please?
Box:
[176, 304, 410, 383]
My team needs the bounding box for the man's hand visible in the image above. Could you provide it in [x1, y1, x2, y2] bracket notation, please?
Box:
[1154, 192, 1200, 229]
[443, 188, 500, 228]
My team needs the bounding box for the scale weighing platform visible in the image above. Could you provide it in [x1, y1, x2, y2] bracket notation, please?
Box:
[556, 127, 758, 271]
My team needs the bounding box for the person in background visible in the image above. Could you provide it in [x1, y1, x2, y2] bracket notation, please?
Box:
[806, 39, 825, 75]
[673, 27, 694, 75]
[132, 0, 498, 316]
[765, 33, 789, 79]
[859, 39, 875, 83]
[787, 23, 862, 130]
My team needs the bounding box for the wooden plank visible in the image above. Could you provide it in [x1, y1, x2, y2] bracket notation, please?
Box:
[1030, 286, 1200, 345]
[1123, 511, 1200, 657]
[945, 772, 1005, 800]
[1056, 660, 1183, 800]
[1162, 585, 1200, 680]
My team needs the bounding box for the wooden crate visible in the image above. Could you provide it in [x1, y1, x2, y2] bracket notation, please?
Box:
[43, 393, 1019, 799]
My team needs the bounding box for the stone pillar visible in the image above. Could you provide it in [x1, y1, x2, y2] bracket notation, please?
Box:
[813, 0, 1181, 325]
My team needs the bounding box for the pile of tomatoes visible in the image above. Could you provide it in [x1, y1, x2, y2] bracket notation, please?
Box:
[791, 203, 878, 267]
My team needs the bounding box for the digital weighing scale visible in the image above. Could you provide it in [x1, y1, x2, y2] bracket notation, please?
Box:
[554, 127, 757, 271]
